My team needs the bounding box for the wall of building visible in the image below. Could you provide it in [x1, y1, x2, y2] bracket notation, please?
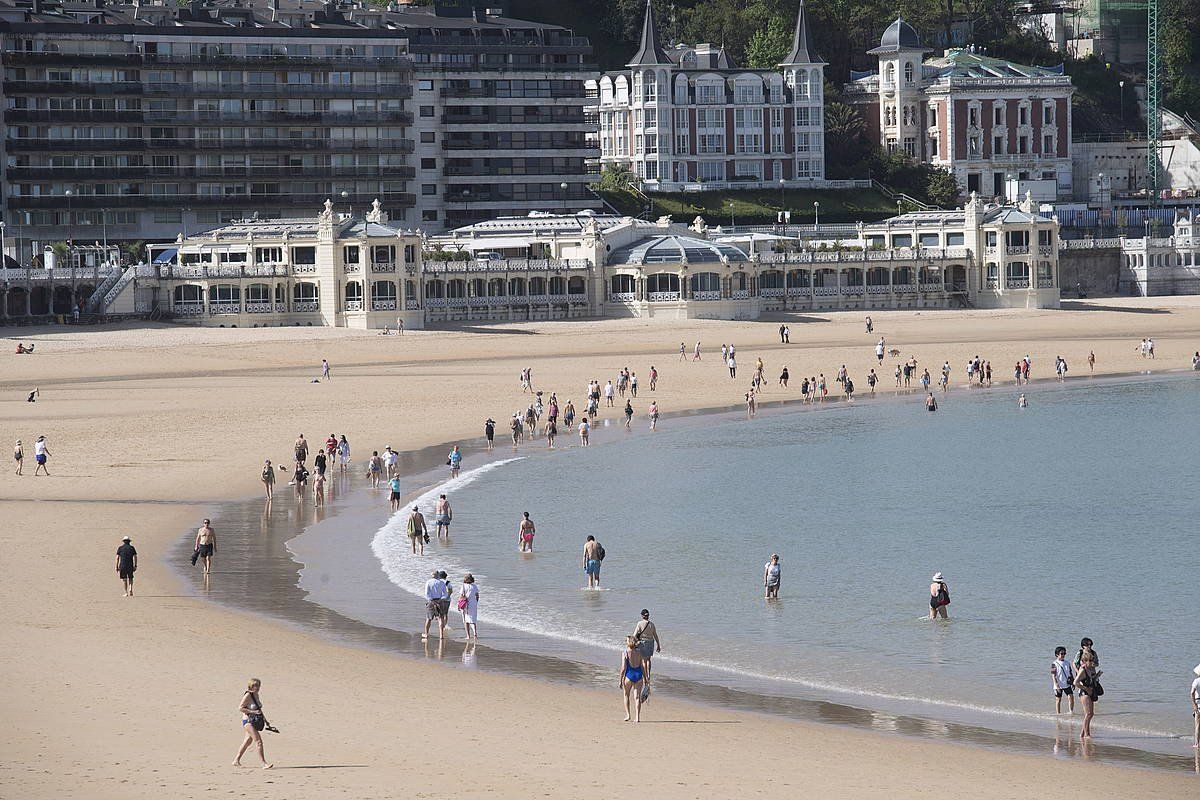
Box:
[1072, 138, 1200, 201]
[1058, 247, 1121, 296]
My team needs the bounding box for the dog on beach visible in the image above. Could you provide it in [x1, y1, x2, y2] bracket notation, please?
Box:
[887, 348, 902, 357]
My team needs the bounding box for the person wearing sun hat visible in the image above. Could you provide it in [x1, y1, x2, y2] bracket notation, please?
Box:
[1191, 663, 1200, 748]
[928, 572, 950, 620]
[115, 536, 137, 597]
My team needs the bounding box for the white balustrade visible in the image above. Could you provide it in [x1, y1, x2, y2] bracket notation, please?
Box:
[759, 287, 784, 297]
[292, 264, 317, 274]
[1007, 279, 1030, 289]
[209, 302, 240, 315]
[372, 262, 397, 273]
[174, 303, 204, 315]
[731, 289, 750, 299]
[893, 283, 917, 293]
[372, 299, 397, 311]
[609, 292, 637, 302]
[865, 284, 891, 294]
[293, 300, 319, 312]
[1037, 276, 1055, 288]
[245, 302, 274, 313]
[648, 291, 680, 302]
[692, 290, 721, 301]
[813, 286, 838, 296]
[344, 300, 364, 312]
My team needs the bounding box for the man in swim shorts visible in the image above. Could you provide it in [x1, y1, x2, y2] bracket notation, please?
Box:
[194, 519, 217, 576]
[435, 494, 453, 538]
[423, 569, 449, 640]
[116, 536, 137, 597]
[407, 506, 428, 555]
[583, 535, 603, 588]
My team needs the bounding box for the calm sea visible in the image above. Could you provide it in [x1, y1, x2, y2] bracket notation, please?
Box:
[362, 373, 1199, 754]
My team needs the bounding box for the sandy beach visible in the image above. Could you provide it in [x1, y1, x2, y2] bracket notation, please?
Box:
[2, 298, 1199, 799]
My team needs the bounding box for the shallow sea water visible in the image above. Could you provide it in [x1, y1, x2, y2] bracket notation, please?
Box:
[366, 372, 1200, 754]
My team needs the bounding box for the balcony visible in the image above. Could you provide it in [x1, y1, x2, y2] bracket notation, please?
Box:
[9, 192, 416, 210]
[344, 300, 364, 312]
[142, 110, 413, 125]
[293, 300, 320, 313]
[371, 298, 397, 311]
[371, 262, 397, 273]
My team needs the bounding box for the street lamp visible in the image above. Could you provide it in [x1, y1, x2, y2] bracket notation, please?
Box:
[340, 189, 351, 218]
[813, 201, 820, 230]
[778, 177, 786, 216]
[64, 188, 74, 248]
[896, 199, 902, 218]
[1119, 80, 1125, 122]
[728, 201, 735, 230]
[560, 181, 569, 211]
[1, 221, 6, 286]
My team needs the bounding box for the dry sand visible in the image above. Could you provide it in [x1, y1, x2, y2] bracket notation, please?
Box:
[2, 298, 1198, 798]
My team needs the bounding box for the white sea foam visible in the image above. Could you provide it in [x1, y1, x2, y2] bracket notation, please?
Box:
[370, 461, 1184, 743]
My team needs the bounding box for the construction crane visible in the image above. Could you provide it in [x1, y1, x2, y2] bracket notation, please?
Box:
[1145, 0, 1160, 205]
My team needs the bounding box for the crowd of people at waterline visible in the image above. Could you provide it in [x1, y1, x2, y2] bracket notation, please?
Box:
[77, 331, 1200, 754]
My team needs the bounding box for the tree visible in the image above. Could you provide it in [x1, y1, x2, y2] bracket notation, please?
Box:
[119, 240, 146, 265]
[923, 166, 960, 207]
[823, 102, 872, 179]
[596, 164, 636, 192]
[745, 14, 791, 69]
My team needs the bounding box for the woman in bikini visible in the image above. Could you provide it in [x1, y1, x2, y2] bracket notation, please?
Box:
[233, 678, 273, 769]
[620, 636, 646, 722]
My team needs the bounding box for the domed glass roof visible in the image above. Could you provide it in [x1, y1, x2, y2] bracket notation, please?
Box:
[607, 235, 749, 265]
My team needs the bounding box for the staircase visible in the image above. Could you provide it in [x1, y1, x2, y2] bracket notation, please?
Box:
[91, 265, 138, 315]
[871, 179, 936, 212]
[85, 266, 125, 313]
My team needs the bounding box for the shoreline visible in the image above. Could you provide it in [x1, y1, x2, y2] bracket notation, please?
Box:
[6, 305, 1200, 799]
[173, 368, 1200, 773]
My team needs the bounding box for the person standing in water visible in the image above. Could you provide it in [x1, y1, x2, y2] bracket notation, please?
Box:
[447, 444, 462, 478]
[583, 535, 603, 588]
[633, 609, 662, 681]
[518, 512, 536, 552]
[194, 518, 217, 576]
[1018, 393, 1028, 408]
[1088, 350, 1095, 372]
[388, 474, 403, 511]
[484, 418, 495, 451]
[763, 554, 781, 599]
[1074, 651, 1102, 740]
[458, 574, 479, 640]
[407, 506, 428, 555]
[928, 573, 949, 619]
[925, 392, 938, 411]
[337, 435, 350, 472]
[578, 417, 590, 446]
[1051, 646, 1076, 714]
[233, 678, 273, 769]
[1190, 663, 1200, 748]
[261, 459, 275, 499]
[620, 636, 646, 723]
[435, 494, 453, 537]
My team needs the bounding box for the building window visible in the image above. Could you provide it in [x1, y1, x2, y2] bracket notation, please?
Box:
[698, 134, 725, 154]
[1043, 134, 1054, 155]
[421, 210, 438, 221]
[343, 245, 360, 264]
[421, 158, 437, 169]
[993, 135, 1004, 155]
[696, 83, 721, 104]
[928, 136, 938, 158]
[698, 161, 724, 181]
[1018, 105, 1028, 125]
[994, 105, 1004, 126]
[903, 137, 916, 156]
[886, 137, 897, 152]
[421, 184, 436, 195]
[1043, 103, 1055, 124]
[968, 106, 979, 127]
[676, 132, 689, 154]
[928, 105, 938, 127]
[420, 105, 434, 117]
[904, 62, 914, 84]
[420, 132, 435, 143]
[291, 246, 316, 265]
[418, 80, 433, 91]
[1017, 135, 1028, 154]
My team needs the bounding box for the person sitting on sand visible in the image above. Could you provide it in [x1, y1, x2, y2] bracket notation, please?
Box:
[15, 343, 25, 354]
[233, 678, 273, 769]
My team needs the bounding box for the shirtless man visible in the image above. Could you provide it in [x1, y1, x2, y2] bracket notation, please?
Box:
[435, 494, 453, 538]
[407, 506, 428, 555]
[583, 535, 603, 588]
[194, 519, 217, 576]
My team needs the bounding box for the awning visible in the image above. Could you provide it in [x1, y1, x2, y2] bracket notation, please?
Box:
[152, 248, 177, 264]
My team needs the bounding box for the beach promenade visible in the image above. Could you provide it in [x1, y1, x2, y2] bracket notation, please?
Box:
[2, 299, 1198, 799]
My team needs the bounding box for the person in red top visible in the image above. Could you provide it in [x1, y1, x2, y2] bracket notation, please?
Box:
[324, 434, 337, 457]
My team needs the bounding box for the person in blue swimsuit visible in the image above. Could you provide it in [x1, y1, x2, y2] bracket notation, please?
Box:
[620, 636, 647, 722]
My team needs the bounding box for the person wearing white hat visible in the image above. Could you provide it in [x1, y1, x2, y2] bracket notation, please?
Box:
[13, 439, 23, 475]
[928, 572, 950, 620]
[33, 435, 51, 476]
[1191, 664, 1200, 748]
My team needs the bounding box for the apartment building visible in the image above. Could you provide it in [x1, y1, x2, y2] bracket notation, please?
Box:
[0, 0, 598, 259]
[844, 19, 1074, 200]
[590, 0, 827, 191]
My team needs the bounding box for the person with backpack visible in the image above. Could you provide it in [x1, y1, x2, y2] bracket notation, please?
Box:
[928, 572, 950, 620]
[583, 535, 604, 589]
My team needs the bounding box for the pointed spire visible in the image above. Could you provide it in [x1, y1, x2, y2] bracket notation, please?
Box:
[779, 0, 819, 66]
[627, 0, 669, 67]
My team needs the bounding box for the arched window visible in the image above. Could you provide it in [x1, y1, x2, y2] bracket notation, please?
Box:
[646, 273, 680, 296]
[796, 69, 809, 98]
[549, 276, 566, 295]
[246, 283, 271, 303]
[487, 277, 505, 297]
[904, 62, 914, 84]
[425, 279, 445, 298]
[885, 63, 895, 86]
[345, 281, 363, 303]
[529, 276, 546, 295]
[610, 274, 635, 295]
[509, 277, 527, 296]
[786, 269, 810, 288]
[689, 272, 720, 296]
[447, 279, 466, 298]
[293, 282, 319, 310]
[173, 284, 203, 304]
[567, 276, 586, 295]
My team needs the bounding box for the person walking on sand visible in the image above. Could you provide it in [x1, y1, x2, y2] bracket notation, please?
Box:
[321, 358, 330, 381]
[584, 535, 603, 588]
[728, 355, 737, 379]
[928, 572, 949, 619]
[764, 554, 781, 599]
[195, 518, 217, 576]
[13, 439, 22, 475]
[876, 337, 885, 363]
[1074, 651, 1102, 740]
[679, 342, 686, 362]
[458, 574, 479, 640]
[1051, 646, 1076, 714]
[579, 417, 590, 446]
[865, 315, 874, 334]
[233, 679, 273, 769]
[1088, 350, 1095, 372]
[648, 401, 660, 431]
[620, 636, 647, 722]
[367, 451, 383, 488]
[779, 366, 789, 387]
[633, 609, 662, 681]
[518, 512, 536, 552]
[435, 494, 452, 537]
[423, 569, 450, 640]
[649, 366, 658, 392]
[116, 536, 137, 597]
[388, 475, 403, 511]
[867, 369, 877, 395]
[407, 506, 428, 555]
[783, 325, 790, 344]
[293, 434, 308, 467]
[778, 325, 786, 344]
[33, 435, 51, 476]
[604, 380, 615, 408]
[623, 399, 634, 429]
[693, 340, 701, 361]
